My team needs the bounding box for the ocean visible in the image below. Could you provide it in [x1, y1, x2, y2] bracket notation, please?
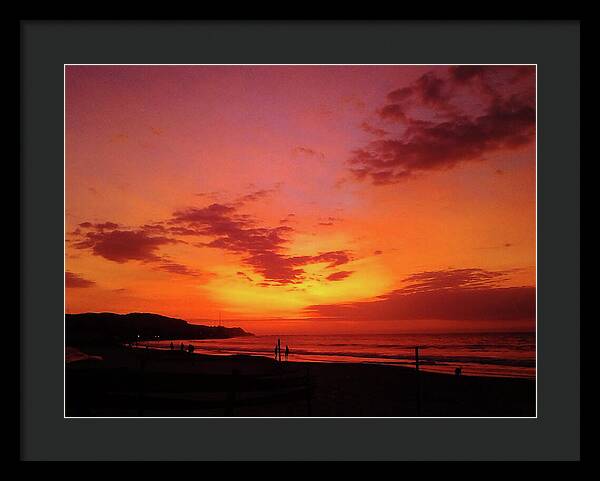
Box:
[156, 332, 535, 379]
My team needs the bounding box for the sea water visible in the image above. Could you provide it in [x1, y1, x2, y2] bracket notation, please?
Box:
[157, 332, 535, 379]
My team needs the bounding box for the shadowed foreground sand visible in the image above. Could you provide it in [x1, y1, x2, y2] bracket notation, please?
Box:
[66, 346, 535, 417]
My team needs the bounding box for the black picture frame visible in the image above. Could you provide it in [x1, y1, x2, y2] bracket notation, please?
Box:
[20, 20, 580, 461]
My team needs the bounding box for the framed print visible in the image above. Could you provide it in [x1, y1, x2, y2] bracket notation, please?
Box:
[64, 63, 536, 419]
[21, 20, 580, 461]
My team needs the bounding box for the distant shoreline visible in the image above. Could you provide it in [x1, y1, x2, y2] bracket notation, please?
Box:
[134, 329, 535, 381]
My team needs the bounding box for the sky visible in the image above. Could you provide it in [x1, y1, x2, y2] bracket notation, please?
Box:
[65, 65, 536, 334]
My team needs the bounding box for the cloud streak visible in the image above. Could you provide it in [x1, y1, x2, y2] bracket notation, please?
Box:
[66, 272, 96, 288]
[306, 268, 534, 321]
[326, 270, 354, 282]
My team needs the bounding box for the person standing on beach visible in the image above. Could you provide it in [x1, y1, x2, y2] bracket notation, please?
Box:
[274, 344, 278, 361]
[278, 338, 281, 362]
[285, 345, 289, 361]
[180, 342, 184, 351]
[170, 341, 174, 351]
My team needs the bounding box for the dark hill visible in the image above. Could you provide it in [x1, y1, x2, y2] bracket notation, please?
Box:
[66, 312, 252, 346]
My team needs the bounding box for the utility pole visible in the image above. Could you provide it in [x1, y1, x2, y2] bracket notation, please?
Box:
[415, 346, 422, 416]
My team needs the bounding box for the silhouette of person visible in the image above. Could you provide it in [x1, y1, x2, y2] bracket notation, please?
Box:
[274, 344, 278, 361]
[278, 338, 281, 362]
[180, 342, 184, 351]
[285, 345, 289, 361]
[170, 342, 174, 350]
[455, 367, 462, 377]
[188, 344, 194, 354]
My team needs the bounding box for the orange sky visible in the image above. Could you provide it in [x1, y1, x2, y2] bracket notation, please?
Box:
[65, 65, 536, 334]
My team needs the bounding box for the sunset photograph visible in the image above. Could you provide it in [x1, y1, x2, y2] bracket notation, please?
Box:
[64, 64, 536, 417]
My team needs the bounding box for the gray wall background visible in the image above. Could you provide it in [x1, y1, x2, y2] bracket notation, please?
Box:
[21, 21, 580, 461]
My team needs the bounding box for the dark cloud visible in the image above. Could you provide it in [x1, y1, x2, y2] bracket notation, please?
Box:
[71, 203, 354, 286]
[378, 104, 409, 122]
[292, 146, 325, 160]
[237, 189, 274, 203]
[139, 223, 169, 234]
[169, 203, 352, 285]
[349, 66, 535, 185]
[317, 216, 342, 227]
[309, 251, 352, 268]
[66, 271, 96, 288]
[279, 213, 296, 225]
[450, 65, 533, 85]
[236, 184, 282, 205]
[194, 191, 220, 199]
[72, 228, 178, 263]
[70, 223, 202, 277]
[244, 251, 306, 285]
[400, 268, 509, 293]
[306, 268, 534, 321]
[360, 122, 389, 137]
[78, 221, 120, 230]
[326, 270, 354, 282]
[386, 86, 414, 103]
[156, 261, 200, 277]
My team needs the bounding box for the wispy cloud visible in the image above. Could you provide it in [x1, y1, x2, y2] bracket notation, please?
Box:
[306, 268, 534, 321]
[292, 146, 325, 161]
[325, 270, 354, 282]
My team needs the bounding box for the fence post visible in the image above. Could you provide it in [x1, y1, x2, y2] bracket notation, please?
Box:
[415, 346, 421, 416]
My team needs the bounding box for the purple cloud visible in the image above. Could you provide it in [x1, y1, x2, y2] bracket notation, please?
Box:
[349, 66, 535, 185]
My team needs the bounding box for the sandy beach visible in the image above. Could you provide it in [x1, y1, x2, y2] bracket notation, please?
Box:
[66, 345, 535, 417]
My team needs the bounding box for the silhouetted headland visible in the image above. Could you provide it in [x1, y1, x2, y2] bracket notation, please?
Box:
[66, 312, 252, 346]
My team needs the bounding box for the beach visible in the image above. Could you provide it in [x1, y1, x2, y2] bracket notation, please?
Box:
[66, 345, 535, 417]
